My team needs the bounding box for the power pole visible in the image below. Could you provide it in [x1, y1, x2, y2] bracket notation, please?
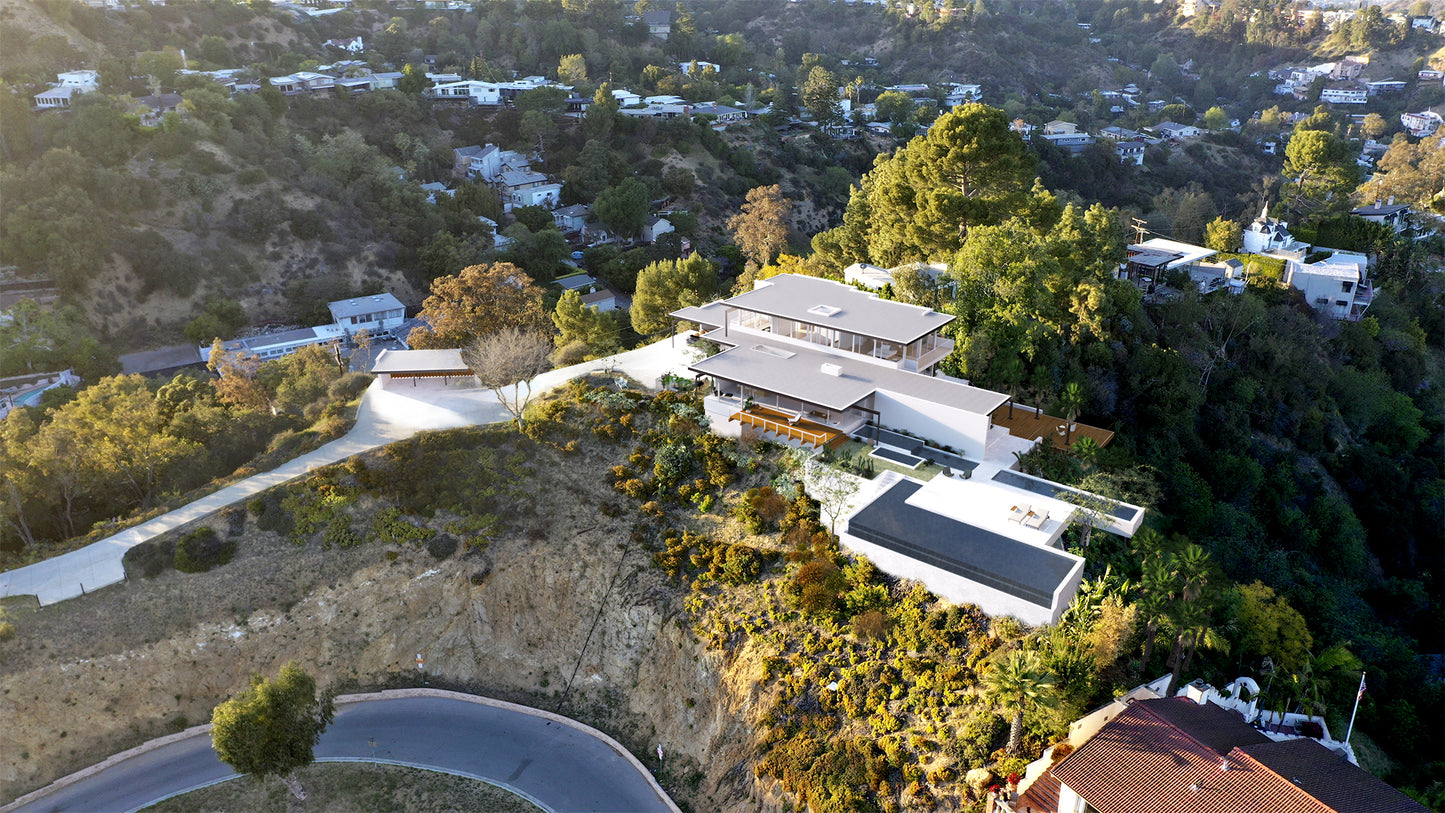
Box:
[1131, 217, 1148, 245]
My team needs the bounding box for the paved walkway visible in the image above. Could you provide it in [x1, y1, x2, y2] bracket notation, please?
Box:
[3, 689, 681, 813]
[0, 338, 697, 605]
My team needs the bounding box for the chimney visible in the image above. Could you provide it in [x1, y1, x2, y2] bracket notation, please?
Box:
[1387, 195, 1395, 206]
[820, 363, 842, 377]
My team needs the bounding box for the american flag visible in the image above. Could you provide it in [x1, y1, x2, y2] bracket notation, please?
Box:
[1356, 673, 1366, 703]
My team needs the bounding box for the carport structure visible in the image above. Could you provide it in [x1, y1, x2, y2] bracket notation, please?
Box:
[371, 348, 473, 386]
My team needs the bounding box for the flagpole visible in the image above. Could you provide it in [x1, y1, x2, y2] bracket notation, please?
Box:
[1344, 671, 1365, 745]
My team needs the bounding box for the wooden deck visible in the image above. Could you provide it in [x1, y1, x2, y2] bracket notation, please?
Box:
[733, 405, 848, 450]
[990, 405, 1115, 451]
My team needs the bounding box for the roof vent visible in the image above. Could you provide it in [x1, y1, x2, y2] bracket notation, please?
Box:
[808, 304, 841, 317]
[820, 363, 842, 377]
[1221, 759, 1230, 772]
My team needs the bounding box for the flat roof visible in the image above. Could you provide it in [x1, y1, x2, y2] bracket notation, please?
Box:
[846, 480, 1080, 608]
[370, 348, 470, 375]
[718, 274, 954, 345]
[119, 345, 204, 375]
[329, 293, 404, 320]
[688, 340, 1008, 415]
[1133, 238, 1215, 268]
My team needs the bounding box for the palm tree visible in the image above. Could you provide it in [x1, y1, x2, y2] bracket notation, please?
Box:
[984, 650, 1058, 755]
[1165, 544, 1213, 695]
[1058, 382, 1086, 446]
[1136, 558, 1174, 670]
[1070, 436, 1100, 473]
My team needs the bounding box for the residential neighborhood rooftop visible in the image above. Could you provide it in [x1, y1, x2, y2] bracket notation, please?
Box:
[687, 340, 1008, 416]
[1051, 697, 1428, 813]
[845, 479, 1079, 608]
[705, 274, 955, 345]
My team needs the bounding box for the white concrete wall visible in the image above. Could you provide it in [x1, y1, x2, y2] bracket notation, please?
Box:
[871, 390, 990, 459]
[1057, 782, 1084, 812]
[837, 529, 1060, 626]
[702, 394, 743, 439]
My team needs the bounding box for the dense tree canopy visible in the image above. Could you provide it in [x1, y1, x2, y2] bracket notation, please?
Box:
[409, 263, 548, 349]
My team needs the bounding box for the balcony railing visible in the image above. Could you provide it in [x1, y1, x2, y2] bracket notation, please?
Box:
[732, 406, 846, 449]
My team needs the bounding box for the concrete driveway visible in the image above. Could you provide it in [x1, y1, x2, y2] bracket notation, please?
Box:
[2, 690, 680, 813]
[0, 337, 699, 605]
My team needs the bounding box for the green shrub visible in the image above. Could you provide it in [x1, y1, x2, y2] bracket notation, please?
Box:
[236, 166, 267, 185]
[123, 538, 175, 579]
[427, 534, 459, 559]
[173, 527, 236, 573]
[0, 621, 14, 641]
[328, 372, 373, 402]
[324, 514, 363, 548]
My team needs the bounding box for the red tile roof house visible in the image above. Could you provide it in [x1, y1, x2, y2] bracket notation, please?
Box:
[1014, 697, 1427, 813]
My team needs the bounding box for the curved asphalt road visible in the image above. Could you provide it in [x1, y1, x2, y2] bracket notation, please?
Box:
[5, 693, 678, 813]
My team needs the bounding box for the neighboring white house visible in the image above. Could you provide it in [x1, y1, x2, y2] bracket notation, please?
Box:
[1400, 110, 1442, 137]
[679, 60, 720, 75]
[842, 262, 894, 289]
[1115, 142, 1145, 165]
[553, 204, 590, 234]
[202, 324, 347, 363]
[269, 71, 334, 95]
[1283, 250, 1374, 321]
[641, 215, 674, 244]
[1350, 202, 1410, 233]
[431, 80, 503, 106]
[327, 293, 407, 336]
[478, 216, 513, 249]
[611, 88, 643, 107]
[498, 169, 561, 211]
[57, 70, 101, 91]
[1121, 238, 1216, 288]
[1151, 121, 1204, 139]
[1319, 84, 1368, 104]
[324, 36, 364, 53]
[33, 70, 100, 109]
[942, 83, 982, 105]
[1242, 205, 1309, 255]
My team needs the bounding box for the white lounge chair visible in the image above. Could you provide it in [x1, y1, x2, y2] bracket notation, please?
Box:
[1008, 504, 1031, 523]
[1023, 510, 1049, 530]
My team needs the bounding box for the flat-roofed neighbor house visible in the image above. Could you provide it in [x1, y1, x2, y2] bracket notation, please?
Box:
[1150, 121, 1204, 139]
[1319, 84, 1368, 104]
[1283, 250, 1374, 321]
[1121, 238, 1216, 290]
[33, 70, 101, 109]
[1399, 110, 1443, 137]
[202, 324, 347, 363]
[328, 293, 406, 336]
[671, 274, 1145, 625]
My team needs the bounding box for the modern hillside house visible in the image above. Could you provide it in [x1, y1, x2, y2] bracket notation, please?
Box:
[673, 275, 1144, 624]
[671, 273, 1004, 458]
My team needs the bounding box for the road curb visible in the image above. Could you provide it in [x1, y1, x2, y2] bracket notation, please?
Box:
[332, 690, 682, 813]
[1, 723, 216, 812]
[2, 690, 681, 813]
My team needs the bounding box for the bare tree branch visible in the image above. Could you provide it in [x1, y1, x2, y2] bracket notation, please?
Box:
[461, 327, 553, 427]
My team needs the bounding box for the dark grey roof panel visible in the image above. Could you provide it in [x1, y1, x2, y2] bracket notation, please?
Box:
[846, 480, 1076, 608]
